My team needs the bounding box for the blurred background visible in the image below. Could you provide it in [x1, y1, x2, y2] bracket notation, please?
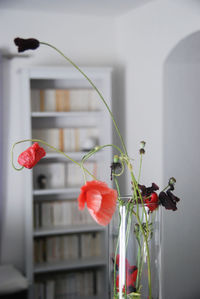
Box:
[0, 0, 200, 298]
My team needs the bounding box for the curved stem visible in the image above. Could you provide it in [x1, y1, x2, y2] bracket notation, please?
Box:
[40, 41, 128, 156]
[12, 139, 97, 180]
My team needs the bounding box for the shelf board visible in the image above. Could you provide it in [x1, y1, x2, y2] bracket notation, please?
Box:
[33, 187, 80, 196]
[31, 111, 102, 118]
[34, 224, 105, 237]
[34, 257, 107, 274]
[43, 151, 103, 161]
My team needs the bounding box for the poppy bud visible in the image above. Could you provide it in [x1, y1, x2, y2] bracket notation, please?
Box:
[139, 141, 146, 154]
[14, 37, 40, 52]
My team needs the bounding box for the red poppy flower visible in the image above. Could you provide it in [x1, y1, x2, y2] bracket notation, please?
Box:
[144, 192, 159, 212]
[18, 142, 46, 169]
[116, 266, 138, 294]
[78, 180, 117, 226]
[116, 254, 130, 270]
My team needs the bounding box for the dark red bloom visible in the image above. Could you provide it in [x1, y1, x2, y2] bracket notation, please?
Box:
[144, 192, 159, 212]
[78, 181, 117, 226]
[18, 142, 46, 169]
[138, 183, 159, 197]
[159, 190, 180, 211]
[14, 37, 40, 52]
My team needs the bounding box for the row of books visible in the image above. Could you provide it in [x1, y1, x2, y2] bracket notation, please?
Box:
[34, 200, 94, 229]
[31, 89, 101, 112]
[34, 233, 102, 264]
[34, 270, 102, 299]
[32, 127, 99, 153]
[33, 162, 98, 189]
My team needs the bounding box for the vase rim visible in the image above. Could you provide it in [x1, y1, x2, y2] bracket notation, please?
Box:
[118, 195, 160, 207]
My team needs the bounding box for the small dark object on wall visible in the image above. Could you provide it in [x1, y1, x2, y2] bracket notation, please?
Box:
[37, 174, 47, 189]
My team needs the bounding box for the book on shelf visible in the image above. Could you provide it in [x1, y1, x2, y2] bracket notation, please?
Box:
[32, 127, 99, 153]
[34, 200, 94, 229]
[46, 280, 55, 299]
[31, 88, 100, 112]
[34, 232, 102, 265]
[34, 269, 100, 299]
[80, 232, 102, 259]
[35, 235, 79, 264]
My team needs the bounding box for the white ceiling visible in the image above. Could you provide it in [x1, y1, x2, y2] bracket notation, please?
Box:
[0, 0, 154, 16]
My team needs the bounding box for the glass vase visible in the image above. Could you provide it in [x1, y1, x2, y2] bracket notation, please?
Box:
[109, 198, 161, 299]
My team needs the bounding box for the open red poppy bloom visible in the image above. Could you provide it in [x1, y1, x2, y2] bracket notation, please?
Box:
[78, 180, 117, 226]
[18, 142, 46, 169]
[144, 192, 159, 212]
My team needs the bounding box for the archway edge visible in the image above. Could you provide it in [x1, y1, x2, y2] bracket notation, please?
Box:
[164, 30, 200, 65]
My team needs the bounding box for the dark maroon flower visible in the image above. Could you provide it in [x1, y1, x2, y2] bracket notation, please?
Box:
[138, 183, 159, 197]
[159, 189, 180, 211]
[14, 37, 40, 52]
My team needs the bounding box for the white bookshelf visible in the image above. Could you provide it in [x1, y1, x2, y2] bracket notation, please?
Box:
[20, 66, 112, 299]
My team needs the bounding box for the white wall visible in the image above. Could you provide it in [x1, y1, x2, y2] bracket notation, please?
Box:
[164, 60, 200, 299]
[116, 1, 200, 298]
[0, 9, 119, 271]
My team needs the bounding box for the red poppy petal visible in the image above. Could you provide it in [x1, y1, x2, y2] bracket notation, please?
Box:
[78, 190, 86, 210]
[86, 189, 102, 213]
[88, 189, 117, 226]
[131, 269, 138, 282]
[81, 180, 111, 194]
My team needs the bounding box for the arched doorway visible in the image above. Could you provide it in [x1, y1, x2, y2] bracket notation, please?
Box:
[163, 31, 200, 298]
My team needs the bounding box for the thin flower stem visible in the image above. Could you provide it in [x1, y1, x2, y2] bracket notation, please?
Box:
[130, 168, 152, 298]
[137, 240, 145, 289]
[132, 210, 152, 299]
[113, 208, 121, 298]
[114, 177, 121, 198]
[11, 139, 97, 180]
[162, 184, 170, 192]
[137, 154, 143, 183]
[81, 144, 124, 164]
[40, 41, 128, 156]
[113, 177, 121, 297]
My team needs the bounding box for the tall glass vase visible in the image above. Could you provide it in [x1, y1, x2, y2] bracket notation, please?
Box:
[110, 198, 161, 299]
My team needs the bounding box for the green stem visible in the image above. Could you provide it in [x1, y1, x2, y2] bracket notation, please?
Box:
[132, 209, 152, 299]
[40, 41, 128, 156]
[129, 166, 151, 298]
[113, 177, 121, 297]
[11, 139, 97, 180]
[113, 207, 121, 298]
[81, 144, 124, 164]
[137, 154, 143, 183]
[162, 184, 170, 192]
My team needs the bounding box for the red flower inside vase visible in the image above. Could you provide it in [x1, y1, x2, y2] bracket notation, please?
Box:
[115, 254, 138, 294]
